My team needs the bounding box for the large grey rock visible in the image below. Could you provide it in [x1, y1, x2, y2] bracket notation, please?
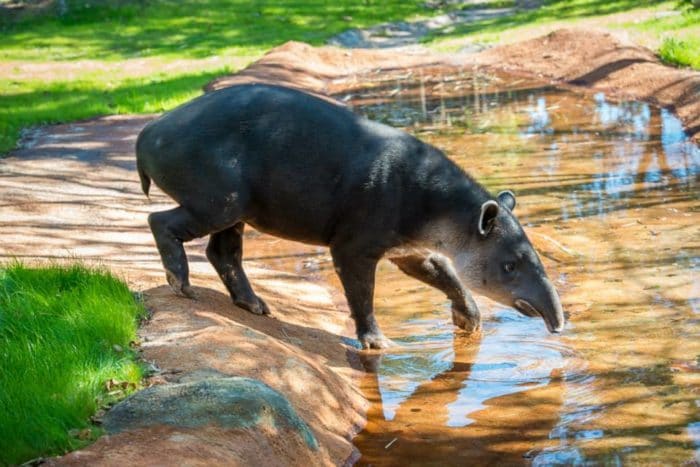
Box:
[103, 376, 318, 450]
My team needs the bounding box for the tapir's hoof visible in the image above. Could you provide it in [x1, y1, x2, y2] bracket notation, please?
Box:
[235, 295, 270, 316]
[359, 332, 394, 350]
[166, 271, 196, 299]
[451, 307, 480, 334]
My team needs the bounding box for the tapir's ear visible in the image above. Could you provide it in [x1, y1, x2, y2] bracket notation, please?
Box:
[497, 190, 516, 211]
[478, 200, 499, 237]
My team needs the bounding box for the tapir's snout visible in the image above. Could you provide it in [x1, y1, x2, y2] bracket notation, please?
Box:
[514, 278, 565, 333]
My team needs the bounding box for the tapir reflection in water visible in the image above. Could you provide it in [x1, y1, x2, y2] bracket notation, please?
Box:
[136, 83, 565, 349]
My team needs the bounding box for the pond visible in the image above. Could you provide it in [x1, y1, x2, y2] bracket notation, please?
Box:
[248, 68, 700, 465]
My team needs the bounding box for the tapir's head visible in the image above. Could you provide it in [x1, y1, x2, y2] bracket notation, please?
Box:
[453, 190, 565, 333]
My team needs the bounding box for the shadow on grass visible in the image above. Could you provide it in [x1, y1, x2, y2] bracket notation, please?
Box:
[425, 0, 663, 42]
[0, 67, 226, 154]
[0, 0, 451, 153]
[1, 0, 445, 60]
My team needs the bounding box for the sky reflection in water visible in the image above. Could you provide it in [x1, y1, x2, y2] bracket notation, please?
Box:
[345, 72, 699, 464]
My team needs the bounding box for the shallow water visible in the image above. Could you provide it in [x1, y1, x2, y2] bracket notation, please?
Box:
[248, 69, 699, 464]
[339, 69, 700, 465]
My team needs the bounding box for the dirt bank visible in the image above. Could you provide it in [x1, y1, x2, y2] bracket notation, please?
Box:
[2, 116, 366, 465]
[2, 27, 698, 466]
[474, 28, 700, 143]
[210, 28, 699, 143]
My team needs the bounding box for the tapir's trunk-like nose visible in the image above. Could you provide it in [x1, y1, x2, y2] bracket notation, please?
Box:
[537, 278, 565, 333]
[515, 278, 565, 333]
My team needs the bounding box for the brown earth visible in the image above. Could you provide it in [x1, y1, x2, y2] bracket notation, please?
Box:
[2, 116, 366, 466]
[474, 28, 700, 143]
[2, 27, 698, 466]
[209, 28, 699, 143]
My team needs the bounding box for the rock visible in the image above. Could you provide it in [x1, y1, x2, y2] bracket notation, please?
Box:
[327, 29, 369, 48]
[102, 376, 319, 450]
[327, 4, 525, 49]
[458, 42, 491, 54]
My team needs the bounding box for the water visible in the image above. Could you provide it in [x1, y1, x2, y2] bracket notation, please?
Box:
[246, 68, 699, 465]
[333, 68, 699, 465]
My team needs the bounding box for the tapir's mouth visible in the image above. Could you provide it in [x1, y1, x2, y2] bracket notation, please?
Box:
[514, 299, 562, 333]
[514, 299, 539, 318]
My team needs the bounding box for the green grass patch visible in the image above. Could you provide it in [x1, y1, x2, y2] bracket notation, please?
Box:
[0, 0, 448, 154]
[1, 0, 442, 61]
[629, 4, 700, 69]
[659, 36, 700, 68]
[0, 67, 227, 153]
[0, 262, 146, 465]
[424, 0, 666, 44]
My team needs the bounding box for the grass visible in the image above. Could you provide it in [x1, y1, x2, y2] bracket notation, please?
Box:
[0, 0, 444, 61]
[0, 262, 146, 465]
[631, 3, 700, 69]
[0, 67, 228, 157]
[425, 0, 700, 71]
[424, 0, 668, 45]
[1, 0, 698, 155]
[659, 36, 700, 69]
[0, 0, 448, 154]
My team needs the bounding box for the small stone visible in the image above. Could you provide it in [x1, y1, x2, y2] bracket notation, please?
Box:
[145, 362, 161, 374]
[69, 428, 92, 440]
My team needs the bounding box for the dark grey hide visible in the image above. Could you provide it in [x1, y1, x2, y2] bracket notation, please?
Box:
[136, 83, 564, 349]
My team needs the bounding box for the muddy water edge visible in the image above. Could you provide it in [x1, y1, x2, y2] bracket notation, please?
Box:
[241, 67, 699, 465]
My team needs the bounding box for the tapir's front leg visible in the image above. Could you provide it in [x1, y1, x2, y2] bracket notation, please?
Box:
[330, 247, 392, 350]
[390, 253, 481, 333]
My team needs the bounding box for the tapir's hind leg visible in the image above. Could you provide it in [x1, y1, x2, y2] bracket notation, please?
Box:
[148, 207, 211, 298]
[206, 222, 270, 315]
[390, 253, 481, 333]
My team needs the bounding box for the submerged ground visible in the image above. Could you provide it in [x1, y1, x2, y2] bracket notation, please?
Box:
[1, 32, 698, 464]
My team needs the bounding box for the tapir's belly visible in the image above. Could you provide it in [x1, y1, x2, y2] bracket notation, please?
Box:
[244, 215, 331, 247]
[247, 186, 351, 249]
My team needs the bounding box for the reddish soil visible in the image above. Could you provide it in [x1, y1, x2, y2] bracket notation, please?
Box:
[2, 27, 698, 466]
[2, 116, 366, 466]
[475, 28, 700, 143]
[209, 29, 699, 143]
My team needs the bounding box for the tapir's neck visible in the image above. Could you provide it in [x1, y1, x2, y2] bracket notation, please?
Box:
[413, 177, 492, 258]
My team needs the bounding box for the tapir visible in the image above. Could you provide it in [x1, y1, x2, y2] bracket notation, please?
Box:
[136, 83, 565, 349]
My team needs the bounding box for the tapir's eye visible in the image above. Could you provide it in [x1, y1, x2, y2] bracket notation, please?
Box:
[503, 262, 515, 273]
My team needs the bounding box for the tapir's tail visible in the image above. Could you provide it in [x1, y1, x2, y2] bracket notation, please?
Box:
[137, 163, 151, 198]
[135, 128, 151, 198]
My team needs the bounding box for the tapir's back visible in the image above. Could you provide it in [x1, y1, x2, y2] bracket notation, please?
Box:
[136, 83, 422, 244]
[140, 83, 384, 163]
[137, 85, 565, 350]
